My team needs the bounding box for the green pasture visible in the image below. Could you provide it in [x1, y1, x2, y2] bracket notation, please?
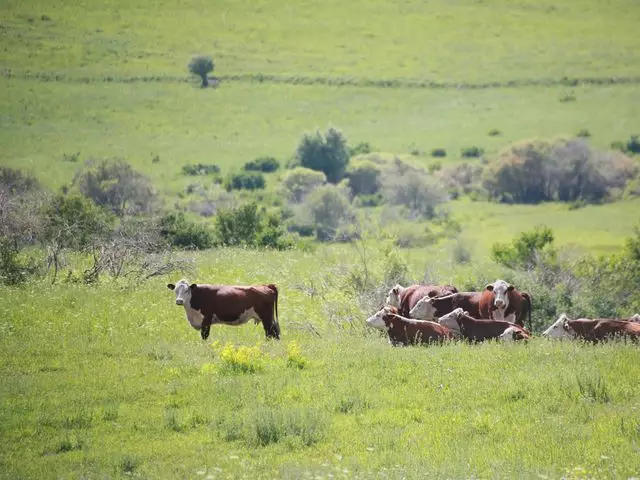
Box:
[1, 249, 640, 479]
[3, 0, 640, 83]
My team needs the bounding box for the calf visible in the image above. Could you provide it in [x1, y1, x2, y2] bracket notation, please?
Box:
[479, 279, 532, 329]
[366, 306, 453, 346]
[409, 291, 482, 320]
[542, 313, 640, 343]
[167, 279, 280, 340]
[499, 326, 531, 342]
[385, 283, 458, 317]
[437, 308, 530, 342]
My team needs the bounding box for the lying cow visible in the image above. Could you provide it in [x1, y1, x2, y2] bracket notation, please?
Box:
[437, 308, 530, 342]
[366, 306, 453, 346]
[542, 313, 640, 343]
[479, 279, 532, 329]
[409, 292, 482, 320]
[499, 326, 531, 342]
[385, 283, 458, 317]
[167, 279, 280, 340]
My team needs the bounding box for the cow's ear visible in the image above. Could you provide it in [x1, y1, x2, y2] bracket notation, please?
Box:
[167, 284, 175, 290]
[485, 284, 494, 291]
[507, 285, 515, 291]
[190, 283, 197, 289]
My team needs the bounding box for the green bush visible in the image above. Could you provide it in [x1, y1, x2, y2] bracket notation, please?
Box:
[491, 225, 555, 271]
[431, 148, 447, 158]
[214, 203, 292, 249]
[224, 172, 266, 191]
[158, 212, 213, 249]
[300, 185, 356, 241]
[346, 160, 381, 196]
[0, 239, 38, 285]
[295, 127, 350, 183]
[243, 157, 280, 173]
[283, 167, 327, 203]
[349, 142, 373, 157]
[461, 146, 485, 158]
[181, 163, 220, 176]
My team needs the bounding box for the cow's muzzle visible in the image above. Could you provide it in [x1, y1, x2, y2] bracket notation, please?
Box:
[175, 299, 184, 306]
[495, 299, 506, 308]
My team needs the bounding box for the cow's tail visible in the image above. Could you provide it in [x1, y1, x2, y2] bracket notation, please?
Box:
[522, 292, 532, 332]
[268, 284, 280, 338]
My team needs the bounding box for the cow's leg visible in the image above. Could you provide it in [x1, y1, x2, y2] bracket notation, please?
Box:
[201, 315, 213, 340]
[258, 307, 280, 340]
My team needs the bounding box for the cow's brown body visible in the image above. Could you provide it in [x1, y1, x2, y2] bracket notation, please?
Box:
[479, 283, 531, 328]
[567, 319, 640, 343]
[398, 284, 458, 317]
[379, 311, 453, 346]
[424, 292, 482, 319]
[454, 311, 530, 342]
[168, 280, 280, 340]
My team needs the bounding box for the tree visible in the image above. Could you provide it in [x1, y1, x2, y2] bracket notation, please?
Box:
[491, 225, 556, 271]
[381, 169, 447, 219]
[295, 128, 349, 183]
[188, 55, 214, 88]
[282, 167, 327, 203]
[346, 160, 381, 196]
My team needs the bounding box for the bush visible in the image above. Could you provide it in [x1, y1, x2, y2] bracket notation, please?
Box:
[427, 162, 442, 173]
[488, 129, 501, 137]
[381, 167, 447, 219]
[491, 225, 556, 271]
[349, 142, 373, 157]
[576, 129, 591, 138]
[482, 138, 638, 204]
[224, 172, 265, 191]
[295, 127, 350, 183]
[431, 148, 447, 158]
[181, 163, 220, 176]
[0, 167, 41, 195]
[73, 158, 157, 216]
[346, 160, 381, 196]
[188, 55, 214, 88]
[461, 146, 485, 158]
[214, 203, 292, 249]
[0, 239, 38, 285]
[283, 167, 327, 203]
[299, 184, 356, 241]
[158, 212, 213, 249]
[243, 156, 280, 173]
[353, 193, 384, 208]
[626, 135, 640, 154]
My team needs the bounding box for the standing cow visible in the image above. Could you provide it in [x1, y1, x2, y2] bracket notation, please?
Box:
[479, 279, 532, 329]
[167, 279, 280, 340]
[385, 283, 458, 317]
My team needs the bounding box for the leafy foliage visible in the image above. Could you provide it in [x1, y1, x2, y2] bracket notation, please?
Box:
[295, 128, 350, 183]
[243, 156, 280, 173]
[283, 167, 327, 203]
[381, 163, 447, 219]
[491, 225, 556, 271]
[346, 160, 381, 196]
[299, 184, 356, 241]
[461, 146, 485, 158]
[214, 203, 292, 249]
[158, 212, 214, 249]
[181, 163, 220, 176]
[224, 172, 266, 191]
[73, 158, 157, 216]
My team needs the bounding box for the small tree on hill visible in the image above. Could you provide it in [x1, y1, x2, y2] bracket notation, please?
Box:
[188, 55, 214, 88]
[296, 128, 349, 183]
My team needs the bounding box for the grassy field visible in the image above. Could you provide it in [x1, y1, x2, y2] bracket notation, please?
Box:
[1, 250, 640, 479]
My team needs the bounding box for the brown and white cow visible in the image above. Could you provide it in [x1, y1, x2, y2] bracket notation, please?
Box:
[437, 308, 530, 342]
[366, 306, 453, 346]
[542, 313, 640, 343]
[479, 279, 532, 329]
[409, 292, 482, 320]
[167, 279, 280, 340]
[385, 283, 458, 317]
[499, 326, 531, 342]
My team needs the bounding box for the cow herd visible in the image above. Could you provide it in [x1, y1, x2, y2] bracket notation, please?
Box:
[166, 278, 640, 346]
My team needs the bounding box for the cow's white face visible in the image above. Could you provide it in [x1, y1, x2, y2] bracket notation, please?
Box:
[437, 308, 463, 333]
[630, 314, 640, 323]
[499, 326, 519, 342]
[409, 296, 436, 320]
[366, 307, 393, 330]
[167, 279, 194, 306]
[542, 314, 573, 339]
[485, 279, 513, 313]
[385, 284, 404, 309]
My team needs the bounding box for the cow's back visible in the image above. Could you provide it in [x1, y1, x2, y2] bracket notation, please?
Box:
[399, 284, 458, 317]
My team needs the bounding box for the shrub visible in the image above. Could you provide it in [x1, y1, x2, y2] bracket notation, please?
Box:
[461, 146, 485, 158]
[300, 184, 356, 241]
[482, 138, 638, 204]
[427, 162, 442, 173]
[224, 172, 265, 191]
[353, 193, 384, 208]
[0, 239, 38, 285]
[243, 156, 280, 173]
[576, 129, 591, 138]
[349, 142, 373, 156]
[491, 225, 556, 271]
[283, 167, 327, 203]
[295, 127, 350, 183]
[181, 163, 220, 176]
[488, 129, 501, 137]
[73, 158, 157, 216]
[381, 166, 447, 219]
[188, 55, 214, 88]
[214, 203, 291, 249]
[431, 148, 447, 158]
[158, 212, 213, 249]
[346, 160, 381, 196]
[0, 167, 41, 195]
[626, 135, 640, 154]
